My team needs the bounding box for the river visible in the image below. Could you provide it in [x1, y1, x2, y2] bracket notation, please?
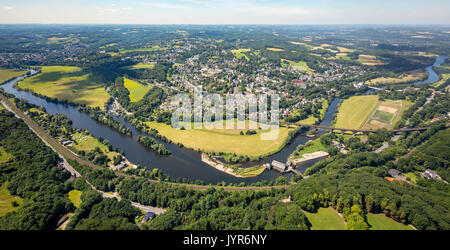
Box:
[415, 55, 447, 85]
[1, 74, 340, 184]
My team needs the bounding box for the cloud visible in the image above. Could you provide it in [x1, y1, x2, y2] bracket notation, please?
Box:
[1, 6, 13, 11]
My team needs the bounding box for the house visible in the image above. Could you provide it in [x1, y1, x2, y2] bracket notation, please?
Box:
[144, 212, 155, 222]
[388, 169, 401, 178]
[61, 140, 72, 146]
[271, 160, 287, 172]
[114, 161, 128, 170]
[422, 169, 442, 180]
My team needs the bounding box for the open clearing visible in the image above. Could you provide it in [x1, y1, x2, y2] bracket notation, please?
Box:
[267, 48, 285, 52]
[358, 54, 386, 66]
[303, 207, 346, 230]
[17, 66, 110, 109]
[367, 213, 414, 230]
[119, 45, 162, 54]
[335, 95, 379, 129]
[143, 120, 292, 157]
[0, 182, 23, 216]
[231, 49, 250, 61]
[71, 132, 120, 162]
[68, 190, 82, 208]
[128, 63, 155, 69]
[281, 59, 314, 73]
[363, 100, 412, 130]
[0, 68, 28, 83]
[0, 146, 12, 164]
[123, 77, 150, 102]
[433, 73, 450, 88]
[368, 70, 426, 85]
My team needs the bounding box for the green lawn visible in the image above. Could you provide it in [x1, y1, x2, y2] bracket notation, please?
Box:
[335, 95, 379, 129]
[367, 213, 413, 230]
[0, 68, 28, 83]
[143, 120, 292, 157]
[123, 77, 150, 102]
[71, 132, 120, 162]
[68, 190, 82, 208]
[0, 182, 23, 216]
[291, 137, 327, 159]
[303, 207, 346, 230]
[17, 66, 110, 109]
[0, 146, 13, 164]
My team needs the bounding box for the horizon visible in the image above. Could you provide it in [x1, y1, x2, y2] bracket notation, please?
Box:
[0, 0, 449, 25]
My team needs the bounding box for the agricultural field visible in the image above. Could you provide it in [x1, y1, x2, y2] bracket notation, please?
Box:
[357, 54, 386, 66]
[17, 66, 110, 109]
[123, 77, 150, 102]
[367, 213, 414, 230]
[68, 190, 82, 208]
[0, 146, 12, 164]
[128, 63, 155, 69]
[303, 207, 346, 230]
[119, 45, 162, 54]
[0, 182, 23, 216]
[368, 70, 426, 85]
[143, 120, 292, 157]
[281, 59, 314, 73]
[231, 49, 250, 61]
[70, 132, 120, 162]
[433, 73, 450, 88]
[334, 95, 379, 129]
[267, 47, 285, 52]
[363, 100, 412, 130]
[0, 68, 28, 83]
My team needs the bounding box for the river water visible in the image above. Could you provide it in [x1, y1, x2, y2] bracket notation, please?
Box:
[1, 75, 340, 184]
[1, 55, 443, 184]
[415, 55, 447, 85]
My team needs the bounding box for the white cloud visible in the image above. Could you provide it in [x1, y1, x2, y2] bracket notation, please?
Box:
[1, 6, 13, 11]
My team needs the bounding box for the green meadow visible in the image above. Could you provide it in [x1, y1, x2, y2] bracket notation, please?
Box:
[17, 66, 110, 109]
[367, 213, 414, 230]
[303, 208, 346, 230]
[0, 68, 28, 83]
[68, 190, 82, 208]
[335, 95, 379, 129]
[123, 77, 150, 102]
[0, 182, 23, 216]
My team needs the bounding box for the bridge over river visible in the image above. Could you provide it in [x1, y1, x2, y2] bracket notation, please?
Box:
[280, 122, 429, 135]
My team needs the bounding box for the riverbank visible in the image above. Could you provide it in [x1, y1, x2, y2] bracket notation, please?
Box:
[201, 154, 266, 178]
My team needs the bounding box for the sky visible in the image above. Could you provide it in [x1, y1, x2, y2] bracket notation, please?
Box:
[0, 0, 449, 25]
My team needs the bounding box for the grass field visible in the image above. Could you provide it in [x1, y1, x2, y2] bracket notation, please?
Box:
[291, 137, 326, 159]
[363, 100, 412, 130]
[433, 73, 450, 88]
[0, 68, 28, 83]
[335, 95, 379, 129]
[68, 190, 82, 208]
[367, 213, 413, 230]
[71, 132, 120, 162]
[358, 54, 386, 66]
[143, 120, 292, 157]
[234, 166, 266, 178]
[281, 59, 314, 73]
[267, 48, 285, 52]
[231, 49, 250, 61]
[123, 77, 150, 102]
[0, 182, 23, 216]
[368, 70, 426, 85]
[17, 66, 110, 109]
[0, 146, 13, 164]
[128, 63, 155, 69]
[119, 45, 162, 54]
[0, 104, 3, 111]
[303, 207, 346, 230]
[299, 115, 318, 125]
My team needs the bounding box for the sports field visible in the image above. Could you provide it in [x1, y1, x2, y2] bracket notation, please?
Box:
[123, 77, 150, 102]
[334, 95, 379, 129]
[0, 182, 23, 216]
[303, 207, 346, 230]
[17, 66, 110, 109]
[0, 68, 28, 83]
[367, 213, 414, 230]
[363, 100, 412, 130]
[143, 120, 292, 157]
